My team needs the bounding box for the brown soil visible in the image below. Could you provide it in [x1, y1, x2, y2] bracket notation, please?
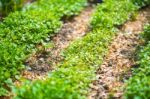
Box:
[88, 6, 150, 99]
[17, 7, 95, 81]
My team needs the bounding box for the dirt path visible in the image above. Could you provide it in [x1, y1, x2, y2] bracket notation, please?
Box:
[17, 6, 95, 81]
[88, 6, 150, 99]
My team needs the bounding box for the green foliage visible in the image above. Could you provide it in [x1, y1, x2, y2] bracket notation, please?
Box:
[124, 25, 150, 99]
[131, 0, 150, 7]
[0, 0, 87, 96]
[91, 0, 137, 29]
[0, 10, 61, 96]
[13, 0, 139, 99]
[0, 0, 25, 16]
[14, 28, 115, 99]
[142, 25, 150, 41]
[24, 0, 88, 18]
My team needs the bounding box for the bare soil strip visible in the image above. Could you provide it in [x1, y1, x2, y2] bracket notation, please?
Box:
[18, 6, 95, 81]
[88, 7, 150, 99]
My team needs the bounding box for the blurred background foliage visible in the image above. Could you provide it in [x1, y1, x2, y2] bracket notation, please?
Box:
[0, 0, 35, 16]
[0, 0, 101, 17]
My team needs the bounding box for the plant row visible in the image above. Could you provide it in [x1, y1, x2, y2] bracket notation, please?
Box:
[124, 25, 150, 99]
[13, 0, 140, 99]
[0, 0, 87, 96]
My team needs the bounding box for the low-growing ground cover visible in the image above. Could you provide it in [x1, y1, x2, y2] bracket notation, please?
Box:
[124, 25, 150, 99]
[0, 0, 149, 98]
[23, 6, 95, 79]
[0, 0, 87, 96]
[89, 5, 150, 98]
[13, 0, 142, 99]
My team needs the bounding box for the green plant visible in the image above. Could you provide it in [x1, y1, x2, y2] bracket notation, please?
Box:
[131, 0, 150, 7]
[24, 0, 88, 18]
[142, 25, 150, 42]
[13, 0, 140, 99]
[124, 44, 150, 99]
[0, 10, 61, 96]
[0, 0, 87, 96]
[124, 25, 150, 99]
[91, 0, 137, 29]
